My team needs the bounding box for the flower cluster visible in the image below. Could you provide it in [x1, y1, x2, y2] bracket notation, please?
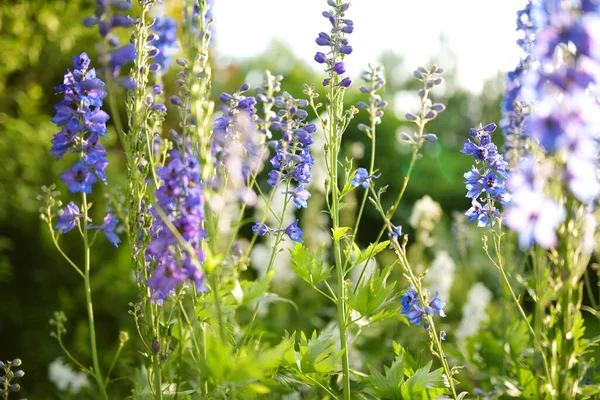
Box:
[400, 286, 446, 330]
[252, 220, 304, 243]
[150, 16, 180, 75]
[314, 0, 353, 87]
[504, 156, 566, 249]
[462, 123, 510, 227]
[255, 71, 283, 138]
[399, 66, 446, 145]
[51, 53, 110, 193]
[146, 150, 206, 303]
[500, 0, 536, 163]
[523, 1, 600, 203]
[357, 64, 387, 136]
[210, 84, 268, 206]
[212, 84, 257, 162]
[84, 0, 137, 79]
[0, 358, 24, 397]
[185, 0, 215, 43]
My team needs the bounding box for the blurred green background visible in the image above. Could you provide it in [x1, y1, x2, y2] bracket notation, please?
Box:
[3, 1, 573, 398]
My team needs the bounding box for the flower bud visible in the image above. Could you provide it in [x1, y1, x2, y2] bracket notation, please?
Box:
[483, 122, 497, 132]
[405, 113, 418, 121]
[423, 133, 438, 142]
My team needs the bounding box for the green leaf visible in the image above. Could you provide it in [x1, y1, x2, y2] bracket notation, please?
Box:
[347, 265, 397, 319]
[238, 269, 275, 306]
[355, 241, 390, 266]
[400, 363, 445, 398]
[367, 351, 405, 399]
[290, 243, 333, 286]
[332, 226, 349, 241]
[285, 326, 340, 374]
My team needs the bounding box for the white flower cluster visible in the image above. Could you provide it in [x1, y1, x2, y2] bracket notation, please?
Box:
[48, 357, 89, 393]
[456, 282, 493, 341]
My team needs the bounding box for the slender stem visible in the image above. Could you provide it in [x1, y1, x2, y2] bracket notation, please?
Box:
[327, 80, 351, 400]
[484, 233, 551, 385]
[82, 193, 108, 399]
[343, 86, 378, 274]
[104, 341, 124, 387]
[50, 231, 85, 279]
[392, 228, 458, 399]
[353, 146, 419, 291]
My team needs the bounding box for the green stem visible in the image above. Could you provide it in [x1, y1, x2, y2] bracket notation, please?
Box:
[485, 233, 551, 386]
[82, 193, 108, 399]
[353, 146, 419, 291]
[328, 79, 351, 400]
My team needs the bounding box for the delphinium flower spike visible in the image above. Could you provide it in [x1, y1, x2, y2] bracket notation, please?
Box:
[500, 0, 537, 165]
[315, 0, 354, 88]
[0, 358, 25, 398]
[84, 0, 138, 85]
[462, 123, 510, 227]
[149, 15, 180, 75]
[520, 0, 600, 203]
[50, 53, 120, 246]
[250, 91, 316, 243]
[146, 150, 207, 303]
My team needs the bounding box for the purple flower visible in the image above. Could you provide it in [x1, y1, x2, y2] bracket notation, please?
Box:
[146, 152, 206, 302]
[89, 213, 121, 247]
[150, 16, 179, 74]
[389, 224, 402, 240]
[285, 220, 303, 243]
[287, 185, 311, 209]
[252, 222, 270, 236]
[109, 44, 136, 76]
[401, 286, 446, 329]
[314, 1, 353, 84]
[504, 190, 565, 249]
[51, 53, 110, 192]
[60, 161, 97, 194]
[350, 168, 380, 188]
[55, 201, 82, 233]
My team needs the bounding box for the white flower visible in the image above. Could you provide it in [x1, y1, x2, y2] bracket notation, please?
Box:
[409, 195, 442, 229]
[425, 251, 456, 303]
[48, 357, 89, 393]
[456, 282, 493, 341]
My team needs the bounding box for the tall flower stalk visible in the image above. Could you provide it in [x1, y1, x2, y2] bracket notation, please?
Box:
[43, 53, 120, 398]
[312, 1, 355, 396]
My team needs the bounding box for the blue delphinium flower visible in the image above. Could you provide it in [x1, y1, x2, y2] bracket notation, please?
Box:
[500, 1, 537, 163]
[264, 92, 315, 209]
[504, 155, 566, 249]
[401, 286, 446, 330]
[185, 0, 215, 44]
[349, 168, 380, 188]
[55, 201, 83, 234]
[83, 1, 138, 82]
[315, 0, 353, 87]
[252, 222, 271, 237]
[251, 219, 304, 243]
[285, 220, 304, 243]
[389, 224, 402, 241]
[88, 213, 121, 247]
[150, 16, 179, 75]
[146, 150, 206, 303]
[51, 53, 110, 193]
[462, 123, 510, 227]
[520, 1, 600, 203]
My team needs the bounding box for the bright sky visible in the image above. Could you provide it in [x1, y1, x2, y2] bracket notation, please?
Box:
[212, 0, 526, 93]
